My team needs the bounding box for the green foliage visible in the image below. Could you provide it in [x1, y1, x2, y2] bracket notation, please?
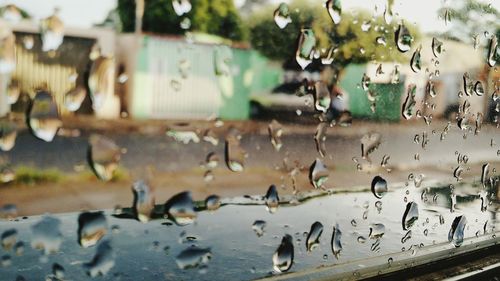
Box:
[14, 166, 61, 185]
[117, 0, 247, 41]
[437, 0, 499, 42]
[248, 0, 417, 70]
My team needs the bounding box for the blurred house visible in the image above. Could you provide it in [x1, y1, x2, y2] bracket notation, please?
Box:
[340, 36, 487, 121]
[10, 20, 119, 118]
[118, 33, 281, 120]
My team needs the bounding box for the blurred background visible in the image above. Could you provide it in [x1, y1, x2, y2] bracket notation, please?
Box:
[0, 0, 498, 216]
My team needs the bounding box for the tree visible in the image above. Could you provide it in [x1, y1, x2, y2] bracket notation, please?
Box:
[247, 0, 418, 71]
[437, 0, 499, 43]
[117, 0, 247, 41]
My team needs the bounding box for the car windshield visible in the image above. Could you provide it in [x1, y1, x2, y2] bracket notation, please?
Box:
[0, 0, 499, 280]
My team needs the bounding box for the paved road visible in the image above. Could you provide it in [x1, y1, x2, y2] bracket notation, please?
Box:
[2, 120, 499, 175]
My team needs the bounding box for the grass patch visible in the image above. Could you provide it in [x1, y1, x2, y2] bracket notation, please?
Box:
[14, 166, 62, 185]
[77, 166, 130, 182]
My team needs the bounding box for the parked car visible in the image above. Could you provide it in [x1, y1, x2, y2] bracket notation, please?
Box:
[249, 80, 350, 124]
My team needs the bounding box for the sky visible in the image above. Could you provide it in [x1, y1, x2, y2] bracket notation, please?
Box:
[1, 0, 498, 33]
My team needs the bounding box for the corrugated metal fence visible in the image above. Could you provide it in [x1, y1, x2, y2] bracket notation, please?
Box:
[13, 31, 95, 115]
[131, 35, 282, 120]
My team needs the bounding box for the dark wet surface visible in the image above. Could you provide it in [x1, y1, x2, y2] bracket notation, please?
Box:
[0, 183, 498, 280]
[1, 121, 498, 174]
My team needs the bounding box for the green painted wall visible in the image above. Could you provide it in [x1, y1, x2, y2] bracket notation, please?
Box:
[131, 35, 282, 120]
[339, 64, 403, 122]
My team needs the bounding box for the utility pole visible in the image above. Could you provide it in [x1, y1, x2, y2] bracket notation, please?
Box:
[135, 0, 145, 35]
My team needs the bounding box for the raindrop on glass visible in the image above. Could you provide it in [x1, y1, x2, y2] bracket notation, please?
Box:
[164, 191, 197, 226]
[306, 221, 323, 252]
[273, 234, 294, 272]
[402, 202, 419, 230]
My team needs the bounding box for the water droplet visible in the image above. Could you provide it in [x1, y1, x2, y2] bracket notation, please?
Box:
[265, 185, 280, 213]
[201, 129, 218, 146]
[381, 154, 390, 168]
[84, 240, 115, 277]
[432, 37, 443, 57]
[371, 238, 381, 252]
[64, 86, 86, 112]
[402, 202, 419, 230]
[371, 176, 388, 199]
[88, 56, 114, 109]
[475, 113, 483, 135]
[205, 152, 219, 170]
[479, 190, 488, 212]
[351, 219, 357, 227]
[1, 229, 17, 251]
[388, 257, 393, 266]
[376, 36, 387, 46]
[361, 21, 371, 32]
[225, 128, 245, 172]
[481, 163, 490, 188]
[27, 90, 62, 142]
[22, 35, 34, 50]
[369, 223, 385, 239]
[357, 236, 367, 243]
[448, 216, 466, 247]
[1, 254, 11, 267]
[132, 180, 155, 222]
[402, 84, 417, 120]
[401, 230, 412, 243]
[87, 134, 121, 181]
[179, 17, 191, 30]
[214, 45, 232, 76]
[453, 166, 463, 181]
[7, 80, 20, 105]
[40, 10, 64, 52]
[331, 224, 342, 258]
[295, 29, 316, 69]
[0, 120, 16, 151]
[31, 216, 63, 255]
[172, 0, 192, 16]
[313, 81, 331, 113]
[361, 133, 381, 161]
[414, 174, 424, 187]
[273, 234, 294, 272]
[274, 3, 292, 29]
[426, 81, 436, 98]
[487, 35, 498, 67]
[474, 81, 484, 96]
[391, 65, 400, 84]
[14, 241, 24, 256]
[252, 220, 266, 237]
[326, 0, 341, 24]
[78, 211, 107, 248]
[309, 158, 329, 188]
[203, 195, 220, 211]
[361, 73, 371, 91]
[395, 23, 413, 52]
[164, 191, 197, 226]
[410, 45, 422, 73]
[306, 222, 324, 252]
[268, 120, 283, 151]
[52, 263, 65, 279]
[384, 5, 393, 24]
[320, 46, 335, 64]
[314, 122, 327, 157]
[448, 190, 456, 214]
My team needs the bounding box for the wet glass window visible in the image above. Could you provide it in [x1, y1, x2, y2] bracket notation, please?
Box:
[0, 0, 499, 280]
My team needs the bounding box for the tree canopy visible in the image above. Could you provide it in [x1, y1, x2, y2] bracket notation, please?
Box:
[247, 0, 418, 70]
[117, 0, 246, 41]
[437, 0, 499, 43]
